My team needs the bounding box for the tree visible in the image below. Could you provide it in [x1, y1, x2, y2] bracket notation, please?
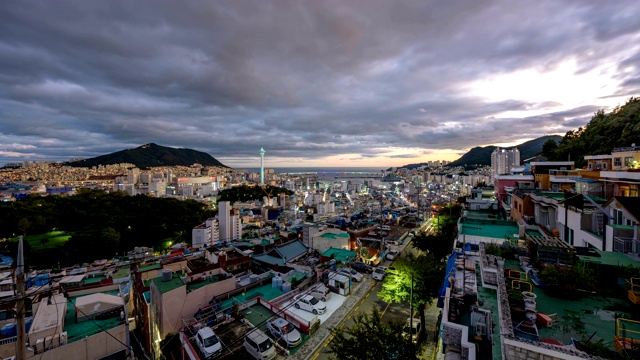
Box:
[18, 217, 31, 237]
[541, 138, 558, 160]
[378, 253, 445, 341]
[327, 307, 418, 360]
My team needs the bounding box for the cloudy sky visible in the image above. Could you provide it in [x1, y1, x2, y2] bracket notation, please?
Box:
[1, 1, 639, 168]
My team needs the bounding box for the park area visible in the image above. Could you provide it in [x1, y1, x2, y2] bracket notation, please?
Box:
[9, 231, 71, 250]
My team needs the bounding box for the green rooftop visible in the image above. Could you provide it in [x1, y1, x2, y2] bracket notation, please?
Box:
[459, 218, 519, 240]
[83, 275, 107, 285]
[534, 191, 566, 200]
[150, 273, 185, 294]
[579, 248, 640, 268]
[111, 267, 131, 279]
[319, 232, 350, 239]
[138, 263, 162, 273]
[64, 291, 122, 343]
[220, 283, 285, 310]
[504, 260, 633, 349]
[186, 274, 222, 292]
[322, 248, 357, 262]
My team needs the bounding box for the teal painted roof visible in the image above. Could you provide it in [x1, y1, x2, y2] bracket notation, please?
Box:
[322, 248, 357, 263]
[319, 232, 350, 239]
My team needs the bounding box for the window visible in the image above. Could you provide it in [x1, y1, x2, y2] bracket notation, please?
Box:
[614, 157, 622, 166]
[614, 209, 623, 225]
[603, 163, 608, 170]
[627, 219, 637, 226]
[625, 157, 634, 167]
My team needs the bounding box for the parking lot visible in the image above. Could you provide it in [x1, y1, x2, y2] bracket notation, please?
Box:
[281, 292, 347, 324]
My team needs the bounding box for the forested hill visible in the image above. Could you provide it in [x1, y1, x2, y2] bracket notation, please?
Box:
[546, 97, 640, 167]
[65, 143, 228, 168]
[446, 135, 562, 167]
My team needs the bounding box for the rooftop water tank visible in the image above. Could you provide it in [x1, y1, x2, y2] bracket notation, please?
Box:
[162, 269, 172, 282]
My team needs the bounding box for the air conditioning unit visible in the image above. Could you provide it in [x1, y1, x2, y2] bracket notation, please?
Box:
[59, 332, 68, 345]
[35, 338, 45, 354]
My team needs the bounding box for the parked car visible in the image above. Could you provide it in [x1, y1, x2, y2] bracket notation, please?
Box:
[309, 283, 331, 302]
[267, 318, 302, 348]
[195, 326, 222, 359]
[293, 294, 326, 315]
[386, 250, 399, 261]
[244, 328, 276, 360]
[381, 225, 391, 231]
[372, 267, 386, 281]
[402, 318, 421, 343]
[337, 267, 364, 282]
[350, 261, 374, 274]
[386, 240, 399, 247]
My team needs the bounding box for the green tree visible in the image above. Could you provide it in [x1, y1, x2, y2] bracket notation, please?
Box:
[378, 253, 444, 340]
[18, 217, 31, 237]
[327, 307, 418, 360]
[541, 138, 559, 160]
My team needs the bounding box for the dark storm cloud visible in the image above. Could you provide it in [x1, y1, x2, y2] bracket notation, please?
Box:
[0, 0, 638, 166]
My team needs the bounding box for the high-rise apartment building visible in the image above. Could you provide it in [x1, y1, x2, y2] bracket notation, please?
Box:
[218, 201, 231, 242]
[491, 148, 520, 180]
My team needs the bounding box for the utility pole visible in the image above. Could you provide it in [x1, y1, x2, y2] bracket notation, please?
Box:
[409, 272, 414, 343]
[16, 236, 26, 360]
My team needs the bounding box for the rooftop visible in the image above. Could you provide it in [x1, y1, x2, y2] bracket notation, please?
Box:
[578, 248, 640, 267]
[459, 217, 520, 240]
[150, 273, 185, 295]
[321, 248, 357, 263]
[138, 263, 162, 273]
[318, 232, 350, 239]
[63, 290, 123, 343]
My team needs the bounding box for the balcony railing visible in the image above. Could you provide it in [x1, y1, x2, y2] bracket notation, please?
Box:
[613, 237, 640, 255]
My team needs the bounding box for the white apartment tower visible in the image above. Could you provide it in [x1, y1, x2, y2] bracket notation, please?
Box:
[218, 201, 231, 242]
[491, 147, 520, 180]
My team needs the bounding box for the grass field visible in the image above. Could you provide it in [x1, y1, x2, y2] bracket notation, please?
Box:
[10, 231, 71, 250]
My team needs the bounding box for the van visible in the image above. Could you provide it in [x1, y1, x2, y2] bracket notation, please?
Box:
[244, 328, 276, 360]
[195, 327, 221, 359]
[309, 284, 331, 302]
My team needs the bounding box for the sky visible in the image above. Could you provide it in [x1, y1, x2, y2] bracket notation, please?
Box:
[1, 1, 639, 169]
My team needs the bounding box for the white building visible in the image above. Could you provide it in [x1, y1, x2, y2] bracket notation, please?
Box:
[491, 148, 520, 180]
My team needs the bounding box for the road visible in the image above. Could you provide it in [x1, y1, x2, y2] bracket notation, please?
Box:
[309, 224, 419, 360]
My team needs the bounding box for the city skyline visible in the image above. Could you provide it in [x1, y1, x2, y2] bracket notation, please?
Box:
[1, 1, 639, 168]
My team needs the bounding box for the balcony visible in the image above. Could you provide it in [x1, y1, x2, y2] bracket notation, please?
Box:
[613, 237, 640, 255]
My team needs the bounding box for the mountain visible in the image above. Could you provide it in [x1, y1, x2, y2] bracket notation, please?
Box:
[66, 143, 229, 168]
[447, 135, 562, 167]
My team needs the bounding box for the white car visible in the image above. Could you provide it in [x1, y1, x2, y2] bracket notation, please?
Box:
[293, 294, 326, 315]
[244, 328, 276, 360]
[337, 268, 364, 282]
[267, 318, 302, 348]
[195, 326, 222, 359]
[372, 267, 386, 281]
[386, 250, 399, 261]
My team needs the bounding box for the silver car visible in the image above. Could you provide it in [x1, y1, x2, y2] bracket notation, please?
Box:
[337, 268, 363, 282]
[372, 267, 386, 281]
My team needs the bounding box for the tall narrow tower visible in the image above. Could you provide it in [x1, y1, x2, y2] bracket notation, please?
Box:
[260, 147, 265, 185]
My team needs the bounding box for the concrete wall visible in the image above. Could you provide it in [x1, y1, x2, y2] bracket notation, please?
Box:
[28, 323, 128, 360]
[159, 276, 236, 337]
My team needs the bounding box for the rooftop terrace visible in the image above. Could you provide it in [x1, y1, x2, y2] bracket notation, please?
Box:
[63, 290, 123, 343]
[459, 217, 520, 240]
